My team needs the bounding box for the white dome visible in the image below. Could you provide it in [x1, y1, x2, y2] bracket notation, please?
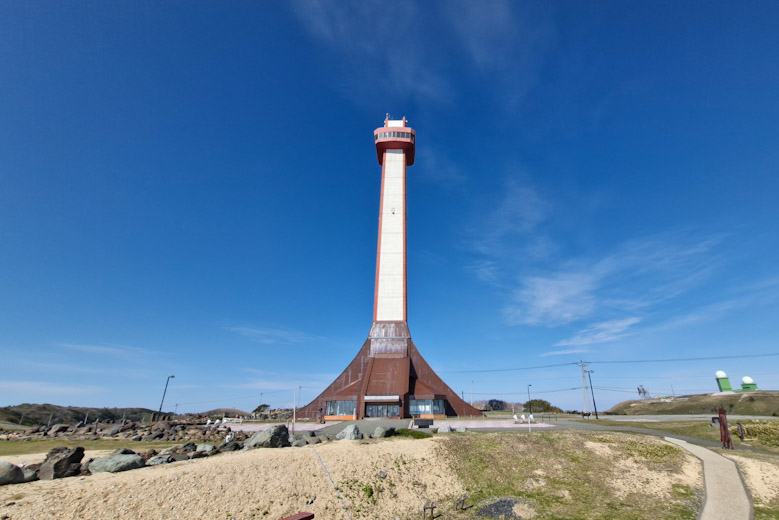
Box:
[715, 370, 727, 378]
[742, 376, 754, 385]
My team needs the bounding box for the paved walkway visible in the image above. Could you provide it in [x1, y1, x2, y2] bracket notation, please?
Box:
[665, 437, 752, 520]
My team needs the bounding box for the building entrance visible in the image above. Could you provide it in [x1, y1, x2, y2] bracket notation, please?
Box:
[365, 403, 399, 418]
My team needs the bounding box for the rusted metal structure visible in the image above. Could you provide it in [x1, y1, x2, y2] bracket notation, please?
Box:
[298, 117, 482, 420]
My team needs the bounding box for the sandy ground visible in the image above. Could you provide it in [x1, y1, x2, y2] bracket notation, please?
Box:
[724, 453, 779, 505]
[0, 438, 462, 520]
[584, 439, 702, 499]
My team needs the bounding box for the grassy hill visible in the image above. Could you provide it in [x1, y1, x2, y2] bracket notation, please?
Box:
[0, 403, 159, 427]
[201, 408, 251, 417]
[607, 391, 779, 416]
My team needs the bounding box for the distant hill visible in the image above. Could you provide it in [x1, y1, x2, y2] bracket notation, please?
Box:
[607, 391, 779, 416]
[201, 408, 251, 417]
[0, 403, 160, 427]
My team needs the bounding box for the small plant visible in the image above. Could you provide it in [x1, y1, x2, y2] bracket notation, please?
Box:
[395, 428, 432, 439]
[362, 483, 375, 504]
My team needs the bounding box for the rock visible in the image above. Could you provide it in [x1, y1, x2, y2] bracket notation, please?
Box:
[196, 444, 216, 453]
[306, 430, 316, 437]
[336, 425, 362, 440]
[378, 470, 387, 479]
[111, 448, 136, 456]
[88, 454, 145, 473]
[142, 432, 164, 441]
[170, 453, 189, 462]
[146, 455, 174, 466]
[218, 441, 243, 452]
[0, 462, 24, 486]
[373, 426, 394, 438]
[47, 424, 69, 436]
[456, 427, 467, 433]
[437, 425, 452, 433]
[152, 421, 170, 431]
[179, 442, 197, 453]
[306, 436, 322, 445]
[38, 447, 85, 480]
[21, 468, 38, 483]
[107, 424, 123, 436]
[188, 451, 208, 459]
[292, 439, 307, 447]
[245, 425, 291, 449]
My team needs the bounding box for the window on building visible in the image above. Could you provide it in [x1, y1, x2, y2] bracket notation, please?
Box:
[409, 399, 446, 416]
[326, 400, 357, 416]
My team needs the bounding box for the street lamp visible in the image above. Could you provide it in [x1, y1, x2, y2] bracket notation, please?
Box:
[585, 370, 599, 419]
[527, 384, 532, 413]
[158, 375, 175, 414]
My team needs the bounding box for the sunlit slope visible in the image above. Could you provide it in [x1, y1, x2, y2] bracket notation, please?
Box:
[607, 391, 779, 416]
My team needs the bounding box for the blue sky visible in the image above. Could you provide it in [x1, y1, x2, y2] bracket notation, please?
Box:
[2, 2, 778, 413]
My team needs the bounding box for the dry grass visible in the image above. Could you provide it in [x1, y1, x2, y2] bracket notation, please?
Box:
[441, 430, 702, 519]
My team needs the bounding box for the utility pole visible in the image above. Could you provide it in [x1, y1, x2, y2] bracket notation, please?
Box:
[158, 375, 175, 414]
[18, 413, 25, 426]
[471, 380, 474, 407]
[579, 361, 589, 417]
[174, 403, 179, 415]
[585, 369, 599, 419]
[292, 387, 300, 436]
[671, 385, 675, 399]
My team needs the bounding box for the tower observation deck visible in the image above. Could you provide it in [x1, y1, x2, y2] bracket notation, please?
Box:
[298, 117, 482, 420]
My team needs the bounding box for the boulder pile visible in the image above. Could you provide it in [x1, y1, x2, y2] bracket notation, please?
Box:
[0, 422, 429, 487]
[0, 418, 241, 445]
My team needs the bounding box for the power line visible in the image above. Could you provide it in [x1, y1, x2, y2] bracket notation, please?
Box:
[469, 387, 581, 396]
[438, 352, 779, 374]
[588, 352, 779, 365]
[440, 362, 579, 374]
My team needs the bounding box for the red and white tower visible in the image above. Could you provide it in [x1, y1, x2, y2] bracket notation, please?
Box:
[298, 117, 481, 420]
[372, 116, 414, 325]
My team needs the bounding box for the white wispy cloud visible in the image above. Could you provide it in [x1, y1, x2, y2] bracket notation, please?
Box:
[470, 177, 552, 259]
[468, 259, 500, 286]
[505, 272, 597, 326]
[226, 326, 319, 345]
[289, 1, 448, 104]
[539, 348, 588, 357]
[502, 232, 725, 327]
[554, 317, 642, 347]
[57, 343, 153, 357]
[442, 2, 555, 107]
[289, 1, 554, 107]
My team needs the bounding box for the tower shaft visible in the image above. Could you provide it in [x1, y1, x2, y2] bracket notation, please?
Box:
[374, 149, 407, 322]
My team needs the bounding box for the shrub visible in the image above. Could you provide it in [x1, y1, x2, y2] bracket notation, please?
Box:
[730, 421, 779, 446]
[395, 429, 432, 439]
